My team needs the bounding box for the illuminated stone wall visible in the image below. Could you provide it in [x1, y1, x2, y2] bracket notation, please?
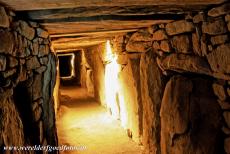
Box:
[85, 1, 230, 154]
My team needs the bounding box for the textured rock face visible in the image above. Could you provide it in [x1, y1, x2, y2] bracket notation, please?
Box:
[165, 20, 194, 35]
[160, 76, 222, 154]
[171, 35, 191, 54]
[202, 18, 227, 35]
[0, 7, 9, 28]
[0, 6, 58, 152]
[140, 51, 165, 154]
[207, 43, 230, 74]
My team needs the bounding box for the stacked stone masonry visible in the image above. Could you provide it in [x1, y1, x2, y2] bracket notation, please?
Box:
[0, 6, 57, 154]
[92, 2, 230, 154]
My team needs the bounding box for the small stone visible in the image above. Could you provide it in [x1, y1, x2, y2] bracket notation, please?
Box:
[225, 138, 230, 153]
[202, 18, 227, 35]
[38, 45, 49, 57]
[166, 20, 195, 35]
[217, 100, 230, 110]
[201, 35, 208, 56]
[39, 56, 49, 65]
[171, 35, 191, 54]
[159, 24, 165, 28]
[208, 45, 213, 51]
[227, 88, 230, 96]
[225, 14, 230, 22]
[0, 7, 9, 28]
[160, 40, 171, 52]
[223, 112, 230, 128]
[152, 41, 160, 50]
[2, 68, 16, 78]
[126, 41, 151, 52]
[0, 30, 14, 55]
[34, 106, 42, 121]
[8, 56, 18, 68]
[29, 21, 38, 28]
[152, 30, 168, 41]
[26, 56, 41, 70]
[20, 59, 26, 65]
[148, 25, 158, 34]
[129, 30, 152, 42]
[37, 28, 49, 38]
[210, 34, 229, 45]
[192, 33, 202, 56]
[19, 66, 27, 82]
[207, 43, 230, 73]
[208, 3, 230, 17]
[0, 55, 6, 71]
[32, 41, 39, 55]
[213, 83, 226, 101]
[35, 66, 47, 74]
[18, 20, 35, 40]
[43, 39, 49, 45]
[193, 12, 205, 23]
[222, 126, 230, 135]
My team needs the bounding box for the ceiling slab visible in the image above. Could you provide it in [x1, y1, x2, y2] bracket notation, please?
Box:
[0, 0, 226, 11]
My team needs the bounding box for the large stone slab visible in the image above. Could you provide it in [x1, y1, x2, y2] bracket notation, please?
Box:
[166, 20, 194, 35]
[202, 18, 227, 35]
[126, 41, 151, 52]
[207, 43, 230, 74]
[160, 76, 222, 154]
[158, 53, 212, 75]
[208, 3, 230, 17]
[140, 51, 165, 154]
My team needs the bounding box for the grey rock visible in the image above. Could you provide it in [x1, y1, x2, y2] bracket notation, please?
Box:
[18, 20, 35, 40]
[37, 28, 49, 38]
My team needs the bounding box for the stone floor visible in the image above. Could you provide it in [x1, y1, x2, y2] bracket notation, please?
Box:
[56, 86, 143, 154]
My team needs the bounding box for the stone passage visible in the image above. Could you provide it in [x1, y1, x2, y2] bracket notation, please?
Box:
[57, 86, 143, 154]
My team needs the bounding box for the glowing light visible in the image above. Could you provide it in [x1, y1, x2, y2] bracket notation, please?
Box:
[104, 40, 128, 129]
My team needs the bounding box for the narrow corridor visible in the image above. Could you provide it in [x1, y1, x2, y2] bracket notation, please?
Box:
[57, 86, 143, 154]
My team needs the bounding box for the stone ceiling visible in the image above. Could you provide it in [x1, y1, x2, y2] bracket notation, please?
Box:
[0, 0, 227, 51]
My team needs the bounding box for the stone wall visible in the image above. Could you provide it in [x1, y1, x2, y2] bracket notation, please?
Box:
[84, 1, 230, 154]
[0, 6, 58, 153]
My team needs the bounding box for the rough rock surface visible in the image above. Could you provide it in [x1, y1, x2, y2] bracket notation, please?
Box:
[158, 53, 212, 75]
[160, 76, 222, 154]
[140, 51, 165, 154]
[207, 43, 230, 74]
[166, 20, 194, 35]
[202, 19, 227, 35]
[0, 7, 9, 28]
[126, 41, 151, 52]
[171, 35, 191, 54]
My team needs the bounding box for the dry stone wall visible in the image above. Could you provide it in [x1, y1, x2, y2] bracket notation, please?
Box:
[106, 2, 230, 154]
[0, 6, 58, 153]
